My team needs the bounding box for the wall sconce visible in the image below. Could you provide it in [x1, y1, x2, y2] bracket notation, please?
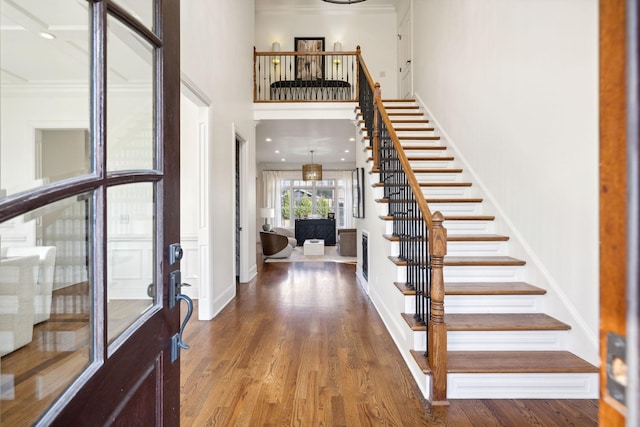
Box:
[272, 41, 281, 65]
[333, 41, 342, 65]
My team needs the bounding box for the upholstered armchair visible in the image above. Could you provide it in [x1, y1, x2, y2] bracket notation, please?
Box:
[0, 254, 40, 356]
[272, 227, 298, 247]
[2, 246, 57, 323]
[259, 231, 294, 259]
[337, 228, 357, 257]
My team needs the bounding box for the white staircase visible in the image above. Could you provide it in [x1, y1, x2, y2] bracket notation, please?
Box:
[357, 100, 598, 400]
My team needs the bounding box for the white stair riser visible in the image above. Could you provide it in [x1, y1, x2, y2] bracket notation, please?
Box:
[395, 130, 437, 137]
[425, 202, 482, 216]
[446, 240, 507, 256]
[383, 219, 496, 235]
[444, 294, 543, 313]
[447, 373, 598, 399]
[378, 202, 482, 217]
[408, 160, 455, 168]
[421, 187, 472, 198]
[403, 293, 543, 316]
[447, 330, 567, 352]
[387, 240, 506, 257]
[443, 220, 494, 234]
[444, 265, 524, 282]
[402, 148, 449, 157]
[413, 173, 463, 183]
[407, 329, 568, 353]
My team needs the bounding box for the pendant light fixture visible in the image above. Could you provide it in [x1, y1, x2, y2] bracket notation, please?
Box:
[302, 150, 322, 181]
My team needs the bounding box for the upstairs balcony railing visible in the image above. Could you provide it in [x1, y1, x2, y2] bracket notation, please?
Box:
[254, 46, 360, 102]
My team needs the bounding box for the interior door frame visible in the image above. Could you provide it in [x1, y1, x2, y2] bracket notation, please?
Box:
[397, 3, 413, 100]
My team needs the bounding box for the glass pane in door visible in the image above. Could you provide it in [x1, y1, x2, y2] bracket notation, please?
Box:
[0, 0, 90, 198]
[106, 182, 155, 345]
[112, 0, 154, 31]
[0, 193, 93, 425]
[106, 15, 154, 172]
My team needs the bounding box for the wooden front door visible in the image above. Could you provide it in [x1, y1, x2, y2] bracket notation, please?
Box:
[0, 0, 182, 424]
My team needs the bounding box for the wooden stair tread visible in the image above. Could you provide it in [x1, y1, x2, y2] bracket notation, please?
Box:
[394, 281, 545, 296]
[408, 350, 596, 375]
[390, 255, 525, 267]
[446, 313, 570, 331]
[391, 119, 430, 124]
[363, 140, 446, 150]
[410, 350, 431, 374]
[379, 214, 492, 221]
[445, 282, 546, 295]
[393, 127, 435, 132]
[394, 281, 416, 295]
[407, 156, 453, 161]
[444, 256, 526, 266]
[411, 168, 463, 173]
[384, 234, 508, 243]
[376, 197, 482, 204]
[382, 99, 416, 103]
[384, 105, 420, 110]
[402, 313, 427, 331]
[387, 112, 424, 116]
[362, 135, 440, 141]
[447, 351, 597, 374]
[446, 234, 509, 241]
[398, 136, 441, 140]
[444, 215, 495, 221]
[373, 182, 472, 188]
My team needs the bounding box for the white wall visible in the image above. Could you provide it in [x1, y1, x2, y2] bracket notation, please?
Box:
[255, 3, 398, 97]
[181, 0, 257, 319]
[412, 0, 599, 362]
[180, 93, 201, 300]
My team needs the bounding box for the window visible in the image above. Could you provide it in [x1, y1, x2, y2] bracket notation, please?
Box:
[279, 178, 346, 228]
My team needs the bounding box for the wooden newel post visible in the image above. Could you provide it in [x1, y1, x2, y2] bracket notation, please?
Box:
[372, 82, 381, 171]
[429, 210, 448, 405]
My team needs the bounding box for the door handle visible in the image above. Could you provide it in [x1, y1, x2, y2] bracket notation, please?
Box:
[175, 292, 193, 350]
[169, 268, 194, 362]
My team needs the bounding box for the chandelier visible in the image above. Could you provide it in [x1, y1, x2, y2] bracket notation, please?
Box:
[302, 150, 322, 181]
[322, 0, 367, 4]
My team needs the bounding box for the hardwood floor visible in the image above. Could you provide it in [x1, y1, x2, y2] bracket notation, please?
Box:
[179, 259, 598, 426]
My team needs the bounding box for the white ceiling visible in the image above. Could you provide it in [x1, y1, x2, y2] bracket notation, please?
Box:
[256, 118, 358, 166]
[0, 0, 394, 166]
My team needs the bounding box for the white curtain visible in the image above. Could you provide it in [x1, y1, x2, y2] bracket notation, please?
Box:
[262, 170, 282, 227]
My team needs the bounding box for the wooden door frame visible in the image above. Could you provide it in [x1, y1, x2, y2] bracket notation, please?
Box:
[599, 0, 639, 425]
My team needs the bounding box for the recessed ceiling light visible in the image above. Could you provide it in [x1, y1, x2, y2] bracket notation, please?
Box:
[40, 32, 55, 40]
[349, 137, 355, 141]
[265, 138, 272, 142]
[281, 158, 286, 161]
[344, 149, 350, 153]
[275, 150, 280, 153]
[341, 158, 345, 161]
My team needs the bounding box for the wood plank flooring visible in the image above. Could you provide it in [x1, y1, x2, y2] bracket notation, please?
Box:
[179, 258, 599, 426]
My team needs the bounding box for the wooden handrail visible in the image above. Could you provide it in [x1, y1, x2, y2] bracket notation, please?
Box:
[357, 50, 446, 403]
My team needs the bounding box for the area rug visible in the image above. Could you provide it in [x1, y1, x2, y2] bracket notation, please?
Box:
[265, 245, 356, 264]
